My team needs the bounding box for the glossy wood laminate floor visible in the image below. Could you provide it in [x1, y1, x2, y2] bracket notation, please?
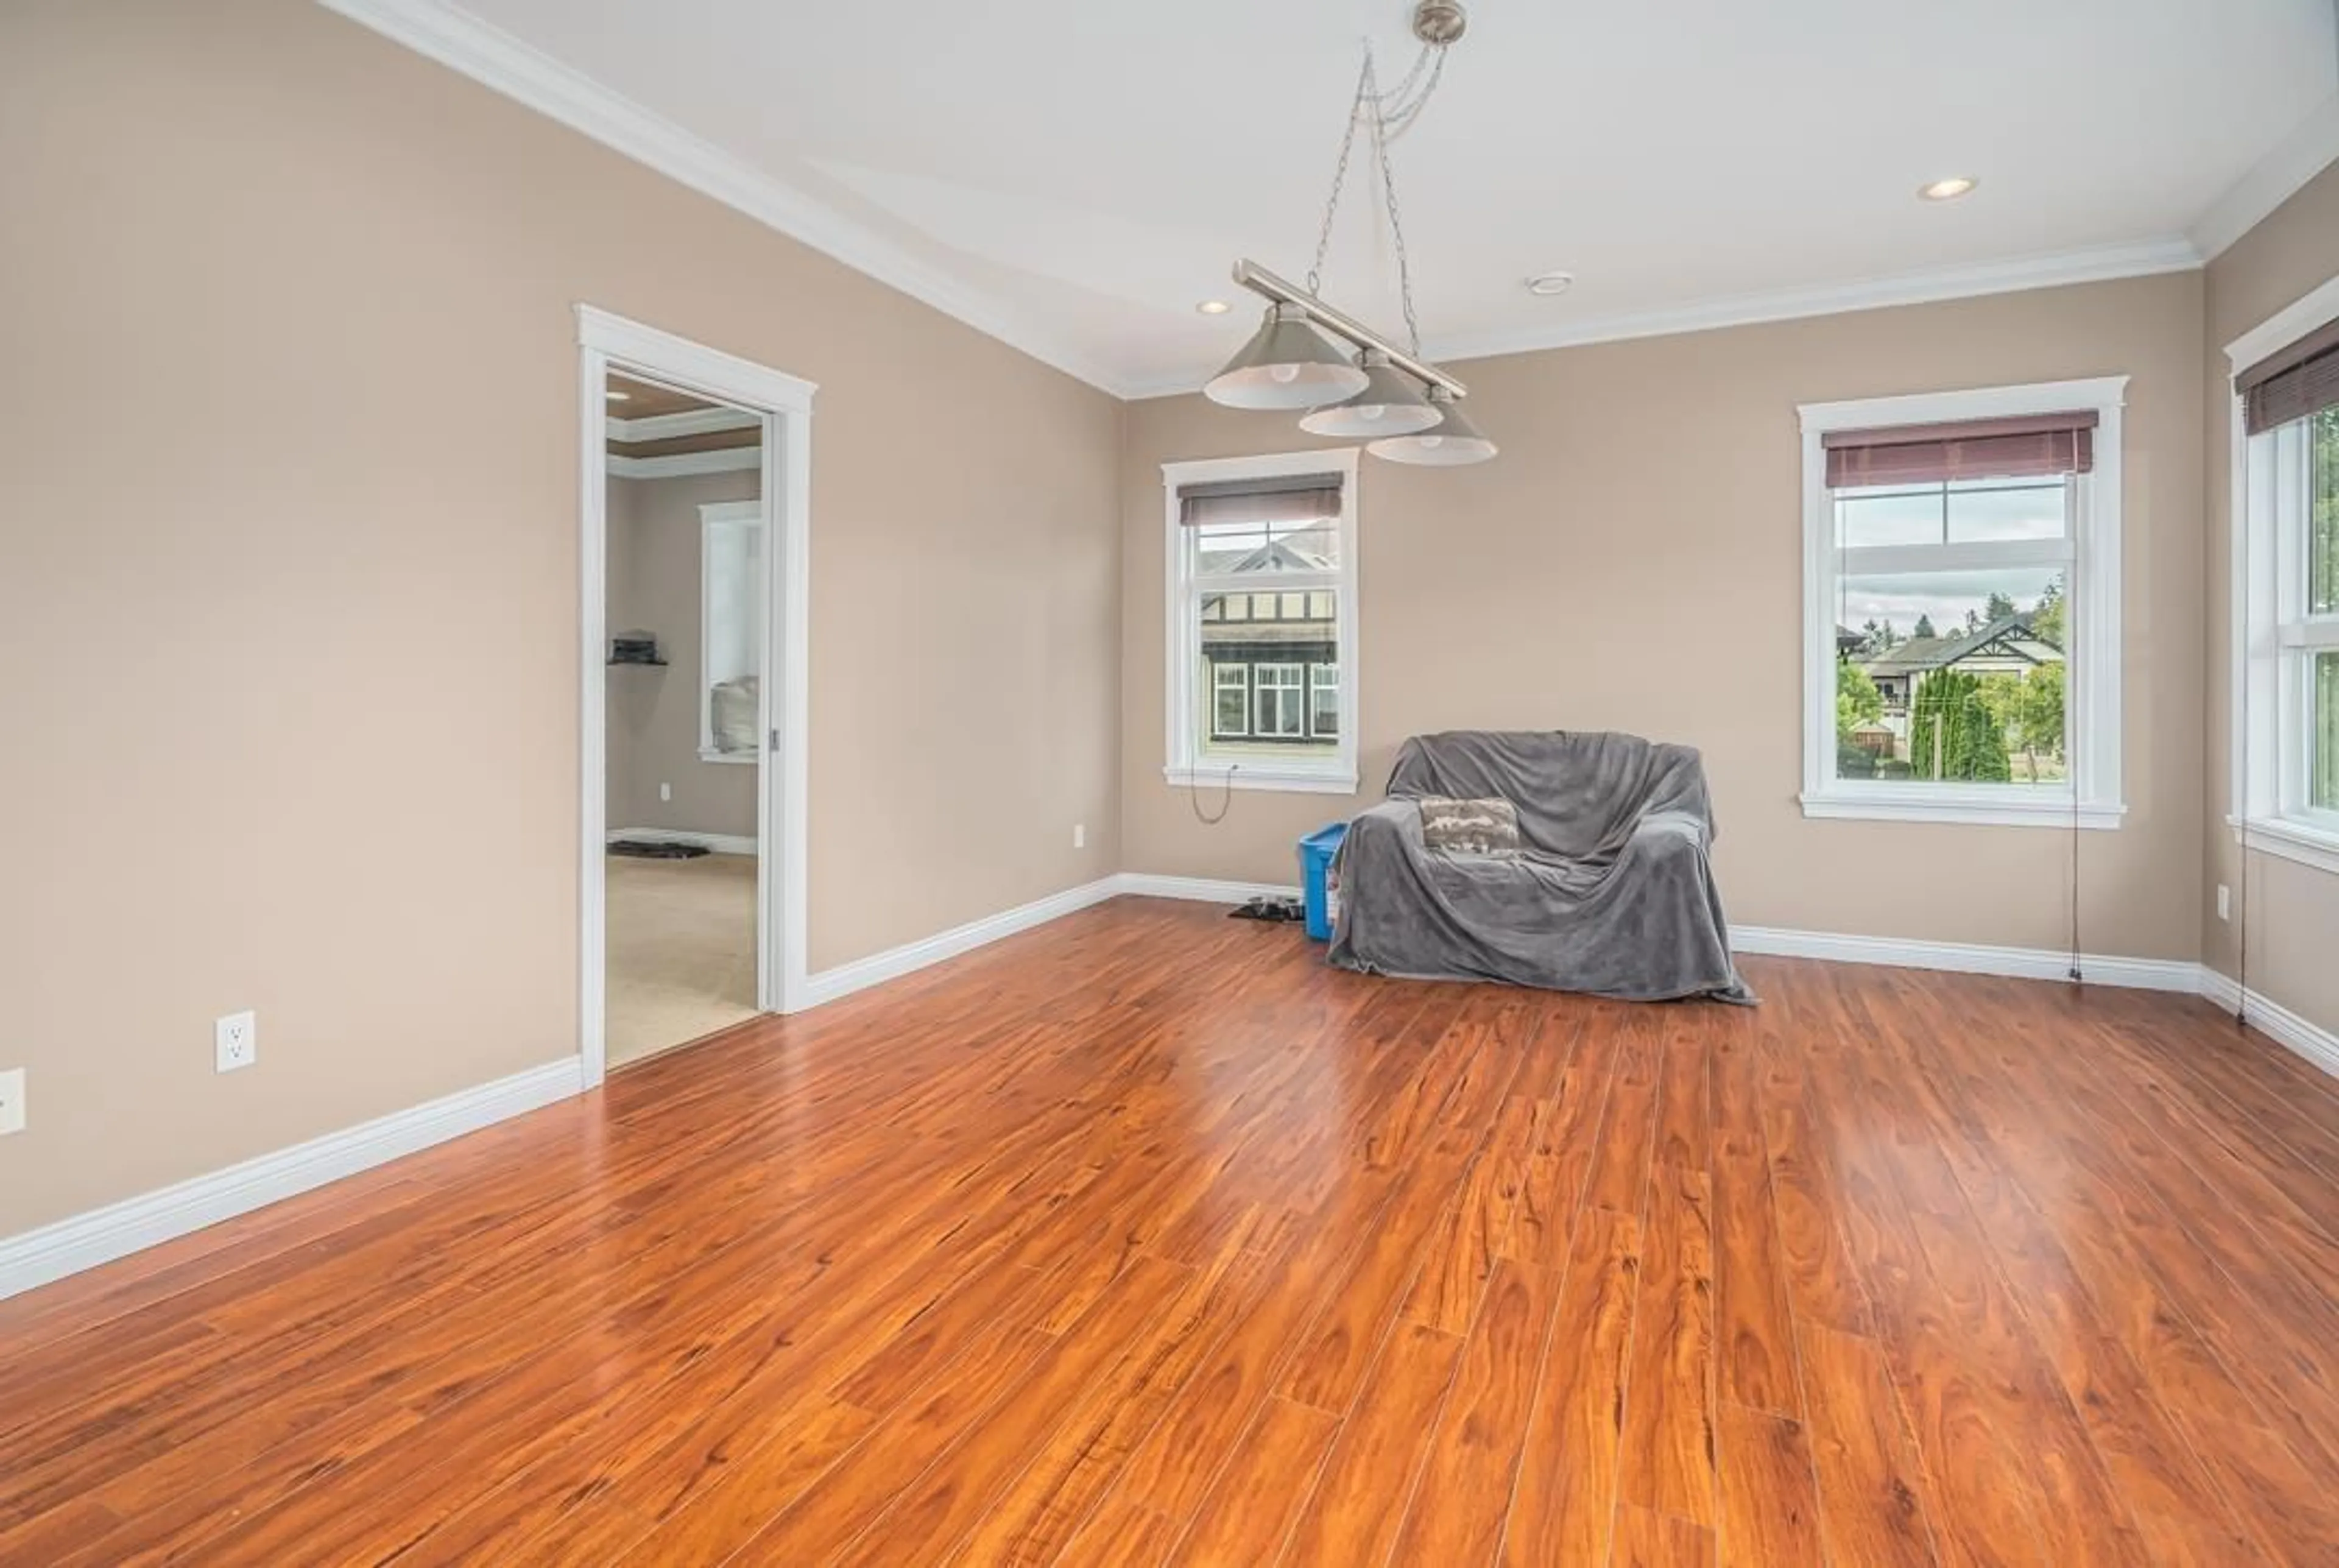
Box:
[4, 899, 2338, 1566]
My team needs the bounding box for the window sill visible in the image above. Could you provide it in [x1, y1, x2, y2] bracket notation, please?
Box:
[1165, 765, 1358, 796]
[1801, 789, 2125, 830]
[2228, 815, 2339, 875]
[697, 747, 757, 766]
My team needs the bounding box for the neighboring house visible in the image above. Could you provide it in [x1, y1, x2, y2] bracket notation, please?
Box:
[1855, 612, 2064, 756]
[1201, 529, 1339, 746]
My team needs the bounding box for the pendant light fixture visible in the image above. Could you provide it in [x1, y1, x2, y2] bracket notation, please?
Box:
[1367, 384, 1498, 465]
[1298, 348, 1441, 437]
[1201, 2, 1493, 466]
[1204, 303, 1370, 410]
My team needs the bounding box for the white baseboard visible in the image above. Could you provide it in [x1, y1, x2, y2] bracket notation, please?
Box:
[801, 877, 1124, 1008]
[2196, 967, 2339, 1079]
[1730, 926, 2203, 992]
[0, 1058, 582, 1303]
[607, 827, 757, 856]
[1113, 872, 1302, 905]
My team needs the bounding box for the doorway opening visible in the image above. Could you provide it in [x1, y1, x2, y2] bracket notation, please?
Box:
[578, 308, 813, 1087]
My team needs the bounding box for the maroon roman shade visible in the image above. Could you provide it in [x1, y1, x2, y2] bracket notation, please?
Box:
[1824, 411, 2098, 489]
[2237, 316, 2339, 436]
[1177, 473, 1344, 527]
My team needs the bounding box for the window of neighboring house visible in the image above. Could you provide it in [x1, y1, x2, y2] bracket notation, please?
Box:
[1798, 378, 2128, 828]
[1163, 450, 1360, 793]
[1255, 662, 1306, 737]
[699, 500, 763, 764]
[1212, 662, 1251, 738]
[1309, 662, 1341, 738]
[2231, 280, 2339, 874]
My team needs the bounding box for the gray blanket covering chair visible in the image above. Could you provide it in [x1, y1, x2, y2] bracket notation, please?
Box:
[1327, 730, 1755, 1003]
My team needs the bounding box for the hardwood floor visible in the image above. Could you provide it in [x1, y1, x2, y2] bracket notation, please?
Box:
[3, 897, 2336, 1565]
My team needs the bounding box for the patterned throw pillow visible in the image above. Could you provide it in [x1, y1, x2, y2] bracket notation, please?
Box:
[1415, 796, 1522, 855]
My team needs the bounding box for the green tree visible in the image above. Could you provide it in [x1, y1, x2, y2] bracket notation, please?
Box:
[1980, 663, 2066, 782]
[1984, 591, 2017, 620]
[2031, 575, 2067, 649]
[1913, 614, 1938, 639]
[1910, 668, 2011, 782]
[1835, 659, 1884, 740]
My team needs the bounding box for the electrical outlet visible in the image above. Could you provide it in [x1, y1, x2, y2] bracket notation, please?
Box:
[0, 1068, 23, 1137]
[2216, 884, 2231, 922]
[215, 1011, 257, 1073]
[1073, 823, 1086, 849]
[660, 782, 672, 803]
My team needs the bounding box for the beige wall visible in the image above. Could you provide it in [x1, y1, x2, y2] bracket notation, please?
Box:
[2200, 161, 2339, 1034]
[1123, 273, 2208, 962]
[0, 0, 1121, 1237]
[606, 468, 761, 841]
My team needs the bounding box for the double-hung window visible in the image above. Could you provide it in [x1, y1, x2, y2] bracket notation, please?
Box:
[2231, 280, 2339, 872]
[1798, 379, 2128, 828]
[1163, 450, 1360, 793]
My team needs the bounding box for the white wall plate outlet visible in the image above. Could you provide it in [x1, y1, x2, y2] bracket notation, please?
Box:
[216, 1011, 257, 1073]
[0, 1068, 24, 1136]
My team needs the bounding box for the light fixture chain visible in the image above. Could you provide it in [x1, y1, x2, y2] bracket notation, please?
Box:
[1368, 62, 1422, 357]
[1307, 50, 1377, 297]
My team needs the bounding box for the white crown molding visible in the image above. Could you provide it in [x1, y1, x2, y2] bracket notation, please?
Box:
[2189, 93, 2339, 260]
[315, 0, 1131, 397]
[605, 446, 761, 479]
[1127, 239, 2206, 398]
[1124, 239, 2201, 399]
[0, 1059, 580, 1302]
[605, 406, 760, 442]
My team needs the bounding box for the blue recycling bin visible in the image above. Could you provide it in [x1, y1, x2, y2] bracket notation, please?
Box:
[1299, 822, 1349, 942]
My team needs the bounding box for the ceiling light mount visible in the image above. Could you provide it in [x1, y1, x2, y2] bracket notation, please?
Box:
[1525, 270, 1575, 297]
[1919, 175, 1978, 202]
[1411, 1, 1468, 46]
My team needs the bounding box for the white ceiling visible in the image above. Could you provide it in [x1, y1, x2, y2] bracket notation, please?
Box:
[344, 0, 2339, 395]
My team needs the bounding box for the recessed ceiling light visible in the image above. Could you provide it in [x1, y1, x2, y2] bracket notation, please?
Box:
[605, 389, 630, 402]
[1525, 271, 1575, 297]
[1196, 299, 1232, 315]
[1918, 176, 1978, 202]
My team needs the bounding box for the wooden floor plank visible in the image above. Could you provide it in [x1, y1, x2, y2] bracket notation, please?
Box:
[1503, 1207, 1642, 1568]
[1618, 1162, 1718, 1528]
[1716, 1399, 1825, 1567]
[0, 909, 2331, 1567]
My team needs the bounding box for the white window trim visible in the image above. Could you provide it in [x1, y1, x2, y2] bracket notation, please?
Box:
[1797, 376, 2129, 829]
[2227, 271, 2339, 877]
[1163, 448, 1361, 794]
[697, 499, 763, 766]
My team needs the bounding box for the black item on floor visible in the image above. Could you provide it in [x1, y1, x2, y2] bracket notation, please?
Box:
[1229, 895, 1306, 923]
[610, 840, 710, 860]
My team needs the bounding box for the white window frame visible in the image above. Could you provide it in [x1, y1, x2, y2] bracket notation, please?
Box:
[2228, 272, 2339, 876]
[697, 499, 763, 765]
[1163, 448, 1360, 793]
[1797, 376, 2128, 828]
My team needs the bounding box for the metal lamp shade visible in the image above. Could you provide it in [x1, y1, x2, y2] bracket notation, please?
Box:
[1296, 350, 1441, 438]
[1366, 386, 1497, 465]
[1204, 305, 1371, 411]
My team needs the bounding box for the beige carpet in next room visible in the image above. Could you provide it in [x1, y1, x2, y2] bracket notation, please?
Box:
[605, 850, 758, 1068]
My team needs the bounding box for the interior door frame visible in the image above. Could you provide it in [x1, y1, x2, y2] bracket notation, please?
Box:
[577, 305, 815, 1088]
